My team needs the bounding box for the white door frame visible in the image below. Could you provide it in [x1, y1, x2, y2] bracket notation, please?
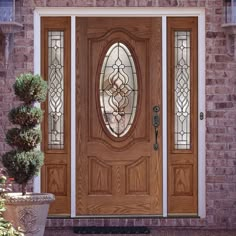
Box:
[34, 7, 206, 218]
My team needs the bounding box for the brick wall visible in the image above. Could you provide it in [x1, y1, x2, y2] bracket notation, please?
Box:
[0, 0, 235, 231]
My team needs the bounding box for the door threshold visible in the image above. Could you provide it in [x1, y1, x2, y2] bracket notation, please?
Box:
[48, 214, 199, 219]
[48, 214, 163, 218]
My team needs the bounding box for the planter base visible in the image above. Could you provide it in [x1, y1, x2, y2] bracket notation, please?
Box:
[3, 192, 55, 236]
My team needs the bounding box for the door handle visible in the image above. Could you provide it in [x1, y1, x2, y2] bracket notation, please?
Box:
[153, 106, 160, 150]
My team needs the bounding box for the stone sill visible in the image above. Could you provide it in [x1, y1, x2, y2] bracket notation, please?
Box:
[0, 21, 23, 34]
[222, 23, 236, 34]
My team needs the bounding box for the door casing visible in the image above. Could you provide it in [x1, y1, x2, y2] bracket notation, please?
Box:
[34, 7, 206, 218]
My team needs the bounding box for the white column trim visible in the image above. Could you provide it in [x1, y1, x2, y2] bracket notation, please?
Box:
[34, 7, 205, 17]
[71, 15, 76, 217]
[198, 11, 206, 218]
[33, 10, 41, 193]
[162, 16, 168, 217]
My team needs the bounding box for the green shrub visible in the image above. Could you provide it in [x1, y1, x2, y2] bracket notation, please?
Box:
[13, 73, 47, 105]
[6, 128, 41, 151]
[1, 73, 47, 195]
[2, 151, 44, 185]
[8, 106, 43, 128]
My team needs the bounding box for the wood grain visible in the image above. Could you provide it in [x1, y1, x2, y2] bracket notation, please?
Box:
[46, 165, 67, 195]
[41, 17, 71, 215]
[88, 157, 112, 195]
[126, 157, 150, 195]
[167, 17, 198, 214]
[76, 17, 162, 215]
[172, 165, 193, 196]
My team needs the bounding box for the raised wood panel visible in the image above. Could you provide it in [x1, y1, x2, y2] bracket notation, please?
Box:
[167, 17, 198, 214]
[88, 157, 112, 194]
[46, 165, 67, 195]
[76, 17, 162, 215]
[172, 165, 193, 196]
[41, 17, 71, 215]
[126, 157, 150, 195]
[86, 197, 151, 215]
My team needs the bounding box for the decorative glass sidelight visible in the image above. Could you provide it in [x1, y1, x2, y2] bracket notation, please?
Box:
[48, 31, 64, 149]
[174, 31, 191, 149]
[99, 42, 138, 137]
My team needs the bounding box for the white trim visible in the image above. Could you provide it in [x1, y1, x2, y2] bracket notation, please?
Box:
[198, 12, 206, 218]
[33, 10, 41, 193]
[34, 7, 205, 17]
[71, 16, 76, 218]
[162, 16, 167, 217]
[33, 7, 206, 218]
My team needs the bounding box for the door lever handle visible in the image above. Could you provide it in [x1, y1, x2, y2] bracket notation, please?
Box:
[153, 106, 160, 150]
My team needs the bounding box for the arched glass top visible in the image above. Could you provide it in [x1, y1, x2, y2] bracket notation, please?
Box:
[99, 42, 138, 137]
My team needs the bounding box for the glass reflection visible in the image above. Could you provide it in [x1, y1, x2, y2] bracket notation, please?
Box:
[48, 31, 64, 149]
[174, 31, 191, 149]
[99, 42, 138, 137]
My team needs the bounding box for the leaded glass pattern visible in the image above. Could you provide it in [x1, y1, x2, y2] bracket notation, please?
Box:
[48, 31, 64, 149]
[174, 31, 191, 149]
[99, 42, 138, 137]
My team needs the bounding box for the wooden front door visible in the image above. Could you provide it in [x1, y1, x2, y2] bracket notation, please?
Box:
[76, 17, 162, 215]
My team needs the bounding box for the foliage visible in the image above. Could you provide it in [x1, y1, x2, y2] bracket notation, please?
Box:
[2, 151, 44, 185]
[5, 128, 41, 151]
[13, 73, 47, 105]
[0, 170, 24, 236]
[8, 106, 43, 128]
[1, 73, 47, 195]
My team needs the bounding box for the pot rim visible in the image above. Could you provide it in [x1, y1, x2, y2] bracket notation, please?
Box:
[4, 192, 55, 204]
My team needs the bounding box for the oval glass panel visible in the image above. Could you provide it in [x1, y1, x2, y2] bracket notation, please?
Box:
[99, 42, 138, 138]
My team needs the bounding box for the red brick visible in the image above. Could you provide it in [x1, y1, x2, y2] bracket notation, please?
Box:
[0, 0, 235, 231]
[137, 0, 152, 6]
[125, 0, 137, 6]
[115, 0, 127, 6]
[96, 0, 115, 7]
[46, 0, 74, 7]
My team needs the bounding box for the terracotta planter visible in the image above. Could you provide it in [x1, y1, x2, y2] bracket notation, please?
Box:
[3, 192, 55, 236]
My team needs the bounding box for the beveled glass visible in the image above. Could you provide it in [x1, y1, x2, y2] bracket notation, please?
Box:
[99, 42, 138, 137]
[174, 31, 191, 150]
[48, 31, 64, 149]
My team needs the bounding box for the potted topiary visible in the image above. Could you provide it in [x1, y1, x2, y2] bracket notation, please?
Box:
[1, 73, 54, 236]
